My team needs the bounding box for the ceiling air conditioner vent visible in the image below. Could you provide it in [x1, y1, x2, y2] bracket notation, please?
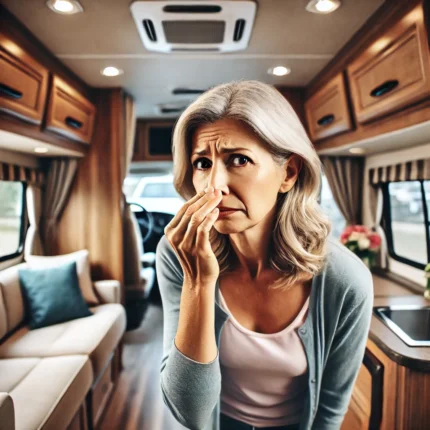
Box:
[163, 5, 222, 13]
[157, 103, 187, 114]
[172, 88, 206, 95]
[130, 1, 257, 53]
[234, 19, 245, 42]
[143, 19, 157, 42]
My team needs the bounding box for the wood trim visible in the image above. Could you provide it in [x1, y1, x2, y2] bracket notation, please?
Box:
[396, 365, 430, 429]
[314, 97, 430, 153]
[306, 0, 421, 99]
[54, 89, 124, 291]
[0, 5, 94, 102]
[363, 348, 384, 430]
[45, 75, 96, 144]
[0, 31, 50, 125]
[366, 338, 398, 430]
[133, 120, 175, 162]
[0, 112, 89, 155]
[275, 86, 307, 126]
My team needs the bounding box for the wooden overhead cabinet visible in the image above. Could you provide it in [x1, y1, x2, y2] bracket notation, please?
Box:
[347, 4, 430, 125]
[45, 75, 96, 144]
[0, 32, 49, 124]
[304, 73, 353, 141]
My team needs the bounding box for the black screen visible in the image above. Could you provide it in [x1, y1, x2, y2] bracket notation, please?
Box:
[148, 126, 173, 156]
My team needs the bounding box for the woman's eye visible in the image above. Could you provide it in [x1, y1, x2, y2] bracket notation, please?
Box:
[230, 155, 250, 166]
[192, 154, 251, 170]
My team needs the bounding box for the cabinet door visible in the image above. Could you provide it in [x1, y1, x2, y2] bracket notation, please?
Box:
[0, 33, 49, 124]
[342, 348, 383, 430]
[304, 73, 352, 141]
[347, 5, 430, 124]
[45, 75, 96, 144]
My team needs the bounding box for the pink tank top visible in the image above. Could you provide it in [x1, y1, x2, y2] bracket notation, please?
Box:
[218, 288, 310, 427]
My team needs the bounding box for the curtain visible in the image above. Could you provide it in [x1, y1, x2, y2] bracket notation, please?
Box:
[320, 156, 365, 225]
[369, 158, 430, 184]
[24, 185, 44, 257]
[0, 162, 44, 185]
[41, 158, 79, 255]
[368, 186, 388, 269]
[121, 93, 137, 183]
[121, 94, 141, 293]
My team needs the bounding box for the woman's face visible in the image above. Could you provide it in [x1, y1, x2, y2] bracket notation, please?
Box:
[190, 118, 301, 234]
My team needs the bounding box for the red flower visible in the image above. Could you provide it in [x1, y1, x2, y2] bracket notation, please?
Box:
[368, 233, 382, 250]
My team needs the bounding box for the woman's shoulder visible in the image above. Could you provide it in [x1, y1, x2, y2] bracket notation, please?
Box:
[321, 236, 373, 303]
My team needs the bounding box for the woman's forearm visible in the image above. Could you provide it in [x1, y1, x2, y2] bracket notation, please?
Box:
[175, 279, 218, 363]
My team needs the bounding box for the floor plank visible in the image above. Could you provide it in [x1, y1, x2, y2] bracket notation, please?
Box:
[99, 303, 188, 430]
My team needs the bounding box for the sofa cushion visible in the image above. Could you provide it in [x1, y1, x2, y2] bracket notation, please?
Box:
[0, 263, 27, 337]
[0, 355, 92, 430]
[18, 262, 92, 329]
[0, 304, 126, 379]
[26, 250, 99, 305]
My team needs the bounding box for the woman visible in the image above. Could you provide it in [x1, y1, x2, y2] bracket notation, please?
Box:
[156, 80, 373, 430]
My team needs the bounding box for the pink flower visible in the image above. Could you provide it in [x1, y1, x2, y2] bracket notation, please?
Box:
[368, 233, 382, 250]
[353, 225, 370, 234]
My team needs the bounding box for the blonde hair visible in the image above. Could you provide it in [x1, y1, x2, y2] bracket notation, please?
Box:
[172, 80, 331, 290]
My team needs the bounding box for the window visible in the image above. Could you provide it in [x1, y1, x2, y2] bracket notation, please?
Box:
[123, 176, 141, 198]
[0, 181, 26, 261]
[124, 175, 185, 215]
[140, 182, 179, 198]
[319, 173, 346, 240]
[383, 180, 430, 269]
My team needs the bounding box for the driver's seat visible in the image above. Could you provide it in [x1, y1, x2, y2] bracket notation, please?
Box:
[123, 200, 156, 330]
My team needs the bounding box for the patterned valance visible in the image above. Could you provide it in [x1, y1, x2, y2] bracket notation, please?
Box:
[369, 158, 430, 185]
[0, 162, 45, 186]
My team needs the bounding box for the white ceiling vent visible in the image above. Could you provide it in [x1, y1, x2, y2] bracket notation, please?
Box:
[130, 1, 257, 53]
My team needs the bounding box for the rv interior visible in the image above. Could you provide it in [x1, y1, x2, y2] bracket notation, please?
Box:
[0, 0, 430, 429]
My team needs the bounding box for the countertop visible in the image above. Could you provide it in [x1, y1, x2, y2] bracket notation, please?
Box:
[369, 274, 430, 371]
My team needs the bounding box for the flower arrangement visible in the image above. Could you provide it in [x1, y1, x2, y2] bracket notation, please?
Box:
[340, 225, 382, 268]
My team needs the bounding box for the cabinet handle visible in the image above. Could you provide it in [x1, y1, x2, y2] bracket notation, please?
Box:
[363, 349, 383, 430]
[317, 114, 335, 126]
[0, 84, 23, 99]
[65, 116, 83, 129]
[370, 79, 399, 98]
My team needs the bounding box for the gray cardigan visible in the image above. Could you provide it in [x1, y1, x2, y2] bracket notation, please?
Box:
[156, 235, 373, 430]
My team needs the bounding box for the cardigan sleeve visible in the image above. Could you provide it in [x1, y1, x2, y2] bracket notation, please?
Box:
[156, 235, 221, 430]
[312, 272, 373, 430]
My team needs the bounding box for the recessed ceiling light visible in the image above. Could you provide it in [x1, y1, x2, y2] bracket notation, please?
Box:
[349, 147, 366, 154]
[46, 0, 83, 15]
[306, 0, 341, 14]
[101, 67, 124, 77]
[34, 147, 48, 154]
[268, 66, 291, 76]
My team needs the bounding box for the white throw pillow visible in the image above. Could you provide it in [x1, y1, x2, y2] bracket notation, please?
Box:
[25, 250, 99, 305]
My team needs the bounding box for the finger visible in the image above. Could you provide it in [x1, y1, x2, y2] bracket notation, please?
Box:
[168, 189, 220, 238]
[195, 207, 219, 254]
[165, 188, 209, 232]
[182, 193, 222, 249]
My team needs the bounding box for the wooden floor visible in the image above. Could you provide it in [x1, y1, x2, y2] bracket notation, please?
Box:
[99, 303, 187, 430]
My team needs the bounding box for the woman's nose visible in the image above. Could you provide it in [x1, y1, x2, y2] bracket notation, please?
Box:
[207, 161, 229, 193]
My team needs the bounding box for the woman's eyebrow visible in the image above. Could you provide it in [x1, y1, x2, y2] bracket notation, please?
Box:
[191, 147, 253, 157]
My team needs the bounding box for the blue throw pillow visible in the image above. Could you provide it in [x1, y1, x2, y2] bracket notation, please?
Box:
[18, 261, 92, 329]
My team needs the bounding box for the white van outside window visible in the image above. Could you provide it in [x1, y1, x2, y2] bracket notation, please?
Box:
[124, 175, 185, 215]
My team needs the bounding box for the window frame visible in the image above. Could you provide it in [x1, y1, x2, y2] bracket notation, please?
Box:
[382, 180, 430, 270]
[0, 181, 27, 263]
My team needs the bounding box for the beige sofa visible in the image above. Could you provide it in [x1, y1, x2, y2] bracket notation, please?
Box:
[0, 262, 126, 430]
